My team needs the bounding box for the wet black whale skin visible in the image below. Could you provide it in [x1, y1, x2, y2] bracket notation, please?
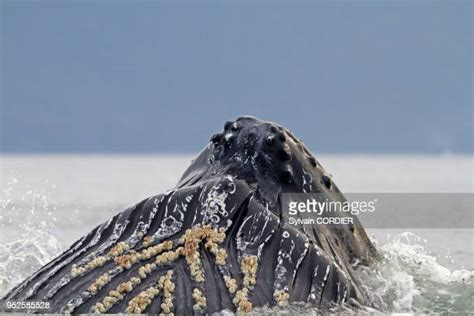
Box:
[1, 116, 376, 314]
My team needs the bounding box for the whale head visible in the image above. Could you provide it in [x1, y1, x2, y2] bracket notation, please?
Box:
[178, 116, 344, 204]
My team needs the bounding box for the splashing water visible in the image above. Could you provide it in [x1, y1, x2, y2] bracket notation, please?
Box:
[355, 232, 474, 314]
[0, 176, 63, 297]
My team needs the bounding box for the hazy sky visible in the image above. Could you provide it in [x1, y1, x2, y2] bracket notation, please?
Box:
[1, 0, 472, 153]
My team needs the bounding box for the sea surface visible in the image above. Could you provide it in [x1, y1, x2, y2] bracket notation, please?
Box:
[0, 154, 473, 314]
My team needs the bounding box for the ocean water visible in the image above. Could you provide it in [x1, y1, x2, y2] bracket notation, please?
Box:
[0, 154, 473, 314]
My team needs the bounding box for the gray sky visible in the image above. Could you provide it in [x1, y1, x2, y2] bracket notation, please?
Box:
[1, 0, 472, 153]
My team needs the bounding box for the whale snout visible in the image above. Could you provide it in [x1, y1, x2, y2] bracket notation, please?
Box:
[209, 116, 312, 186]
[206, 116, 339, 195]
[210, 116, 289, 158]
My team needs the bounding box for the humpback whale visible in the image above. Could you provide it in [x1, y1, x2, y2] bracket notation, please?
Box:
[1, 116, 376, 314]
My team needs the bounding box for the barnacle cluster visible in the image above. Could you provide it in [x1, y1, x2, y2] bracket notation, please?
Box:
[186, 250, 205, 283]
[116, 240, 174, 269]
[126, 286, 159, 314]
[205, 240, 227, 266]
[141, 235, 154, 247]
[155, 248, 183, 265]
[241, 255, 258, 287]
[273, 289, 290, 307]
[87, 272, 112, 294]
[108, 242, 130, 257]
[158, 271, 175, 314]
[233, 288, 252, 313]
[180, 225, 227, 283]
[91, 278, 139, 313]
[138, 263, 156, 279]
[192, 288, 207, 311]
[74, 224, 235, 314]
[125, 270, 175, 314]
[224, 276, 238, 294]
[83, 238, 181, 313]
[71, 242, 129, 277]
[179, 225, 226, 247]
[226, 255, 260, 313]
[90, 246, 182, 314]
